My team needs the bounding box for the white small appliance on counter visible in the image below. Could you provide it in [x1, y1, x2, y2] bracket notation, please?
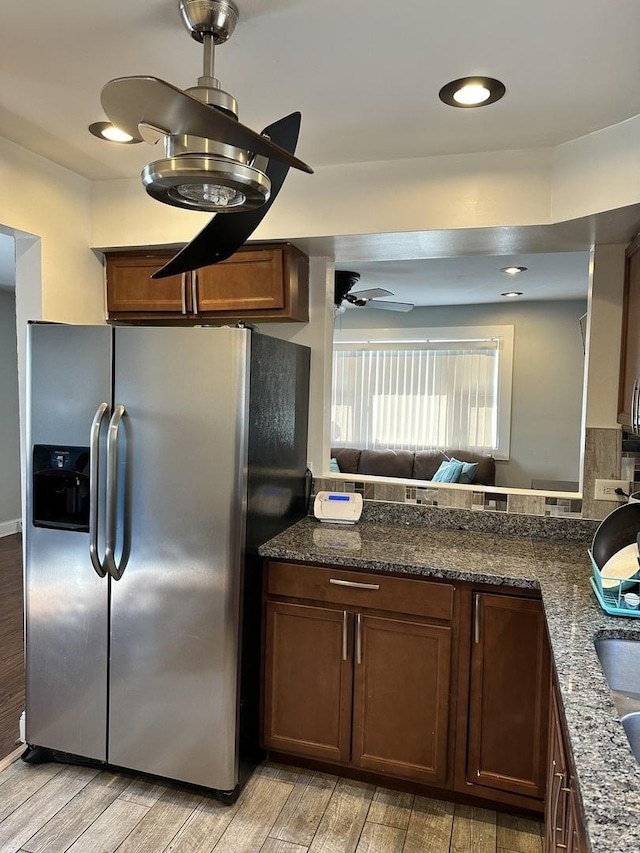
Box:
[313, 491, 363, 524]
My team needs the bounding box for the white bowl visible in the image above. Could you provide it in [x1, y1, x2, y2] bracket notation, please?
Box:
[599, 543, 640, 590]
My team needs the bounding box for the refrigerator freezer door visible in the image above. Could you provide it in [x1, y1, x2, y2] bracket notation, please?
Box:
[25, 324, 113, 760]
[108, 326, 250, 790]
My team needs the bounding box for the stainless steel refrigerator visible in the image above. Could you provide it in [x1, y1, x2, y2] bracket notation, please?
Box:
[24, 323, 309, 800]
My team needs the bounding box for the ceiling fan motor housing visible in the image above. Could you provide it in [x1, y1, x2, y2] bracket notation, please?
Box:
[179, 0, 239, 45]
[335, 270, 361, 305]
[143, 130, 271, 212]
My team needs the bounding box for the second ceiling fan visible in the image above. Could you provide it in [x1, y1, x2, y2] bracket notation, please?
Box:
[334, 271, 414, 313]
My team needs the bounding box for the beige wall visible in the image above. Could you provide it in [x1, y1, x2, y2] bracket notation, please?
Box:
[91, 115, 640, 251]
[0, 136, 106, 524]
[584, 244, 627, 428]
[1, 137, 104, 327]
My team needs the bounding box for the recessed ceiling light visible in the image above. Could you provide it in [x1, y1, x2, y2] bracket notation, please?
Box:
[501, 291, 523, 298]
[439, 77, 506, 108]
[500, 266, 528, 275]
[88, 121, 141, 144]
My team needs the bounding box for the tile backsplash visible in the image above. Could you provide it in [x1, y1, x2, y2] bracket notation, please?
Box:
[315, 427, 625, 522]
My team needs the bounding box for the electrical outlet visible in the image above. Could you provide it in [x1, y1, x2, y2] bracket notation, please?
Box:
[594, 479, 630, 501]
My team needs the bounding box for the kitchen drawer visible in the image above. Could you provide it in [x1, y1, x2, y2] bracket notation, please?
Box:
[266, 561, 455, 621]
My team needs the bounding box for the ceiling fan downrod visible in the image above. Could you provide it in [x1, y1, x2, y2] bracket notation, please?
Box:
[179, 0, 240, 118]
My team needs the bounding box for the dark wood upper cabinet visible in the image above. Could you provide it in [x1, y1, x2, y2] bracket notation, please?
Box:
[466, 592, 551, 801]
[105, 243, 309, 323]
[618, 235, 640, 431]
[106, 252, 187, 316]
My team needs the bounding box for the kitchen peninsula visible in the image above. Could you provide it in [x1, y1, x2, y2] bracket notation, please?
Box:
[259, 504, 640, 853]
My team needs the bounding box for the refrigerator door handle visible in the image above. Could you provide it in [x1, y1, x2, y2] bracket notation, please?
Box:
[89, 402, 110, 578]
[104, 405, 126, 581]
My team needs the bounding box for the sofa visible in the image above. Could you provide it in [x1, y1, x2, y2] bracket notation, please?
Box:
[330, 447, 496, 486]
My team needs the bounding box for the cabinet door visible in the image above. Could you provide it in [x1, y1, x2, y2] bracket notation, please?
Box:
[263, 601, 352, 763]
[351, 614, 452, 786]
[467, 593, 550, 799]
[106, 254, 187, 317]
[195, 245, 309, 321]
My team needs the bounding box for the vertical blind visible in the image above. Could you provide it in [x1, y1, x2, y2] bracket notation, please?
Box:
[331, 340, 500, 453]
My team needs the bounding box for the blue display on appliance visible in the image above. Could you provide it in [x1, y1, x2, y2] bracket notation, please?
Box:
[328, 494, 350, 501]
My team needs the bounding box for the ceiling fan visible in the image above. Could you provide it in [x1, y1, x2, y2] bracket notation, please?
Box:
[97, 0, 313, 279]
[334, 271, 414, 314]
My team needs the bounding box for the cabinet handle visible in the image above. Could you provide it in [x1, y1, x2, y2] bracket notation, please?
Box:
[356, 613, 362, 665]
[635, 378, 640, 433]
[330, 578, 380, 590]
[191, 271, 199, 315]
[180, 273, 187, 315]
[342, 610, 348, 661]
[552, 770, 565, 850]
[474, 593, 481, 644]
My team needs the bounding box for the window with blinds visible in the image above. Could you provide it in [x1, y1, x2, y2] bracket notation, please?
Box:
[331, 327, 514, 459]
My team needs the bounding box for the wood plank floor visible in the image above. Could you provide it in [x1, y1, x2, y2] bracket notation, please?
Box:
[0, 533, 24, 761]
[0, 535, 543, 851]
[0, 758, 543, 853]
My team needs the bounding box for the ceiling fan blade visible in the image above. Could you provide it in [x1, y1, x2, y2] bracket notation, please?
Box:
[368, 300, 414, 312]
[350, 288, 393, 300]
[152, 112, 302, 279]
[101, 77, 313, 174]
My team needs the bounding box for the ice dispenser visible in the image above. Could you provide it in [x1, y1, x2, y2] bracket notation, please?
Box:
[32, 445, 90, 532]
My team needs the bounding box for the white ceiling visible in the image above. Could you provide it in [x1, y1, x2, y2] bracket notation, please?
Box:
[336, 252, 589, 307]
[1, 1, 639, 301]
[2, 0, 640, 182]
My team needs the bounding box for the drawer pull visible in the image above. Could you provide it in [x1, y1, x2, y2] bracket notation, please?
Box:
[330, 579, 380, 590]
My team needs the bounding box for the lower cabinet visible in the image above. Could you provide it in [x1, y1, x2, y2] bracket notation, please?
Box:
[544, 679, 587, 853]
[351, 614, 451, 785]
[263, 601, 352, 765]
[465, 592, 550, 801]
[262, 560, 553, 811]
[262, 562, 456, 787]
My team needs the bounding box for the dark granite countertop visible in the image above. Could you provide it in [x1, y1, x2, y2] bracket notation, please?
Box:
[258, 505, 640, 853]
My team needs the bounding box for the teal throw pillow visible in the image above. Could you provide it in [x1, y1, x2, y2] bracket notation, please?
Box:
[329, 457, 341, 473]
[451, 458, 479, 484]
[432, 459, 464, 483]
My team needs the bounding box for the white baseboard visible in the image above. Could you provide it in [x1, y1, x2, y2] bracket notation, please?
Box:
[0, 518, 21, 538]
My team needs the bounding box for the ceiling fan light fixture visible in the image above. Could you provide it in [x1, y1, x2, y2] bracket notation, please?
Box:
[176, 183, 245, 207]
[439, 77, 506, 109]
[88, 121, 141, 144]
[142, 153, 271, 212]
